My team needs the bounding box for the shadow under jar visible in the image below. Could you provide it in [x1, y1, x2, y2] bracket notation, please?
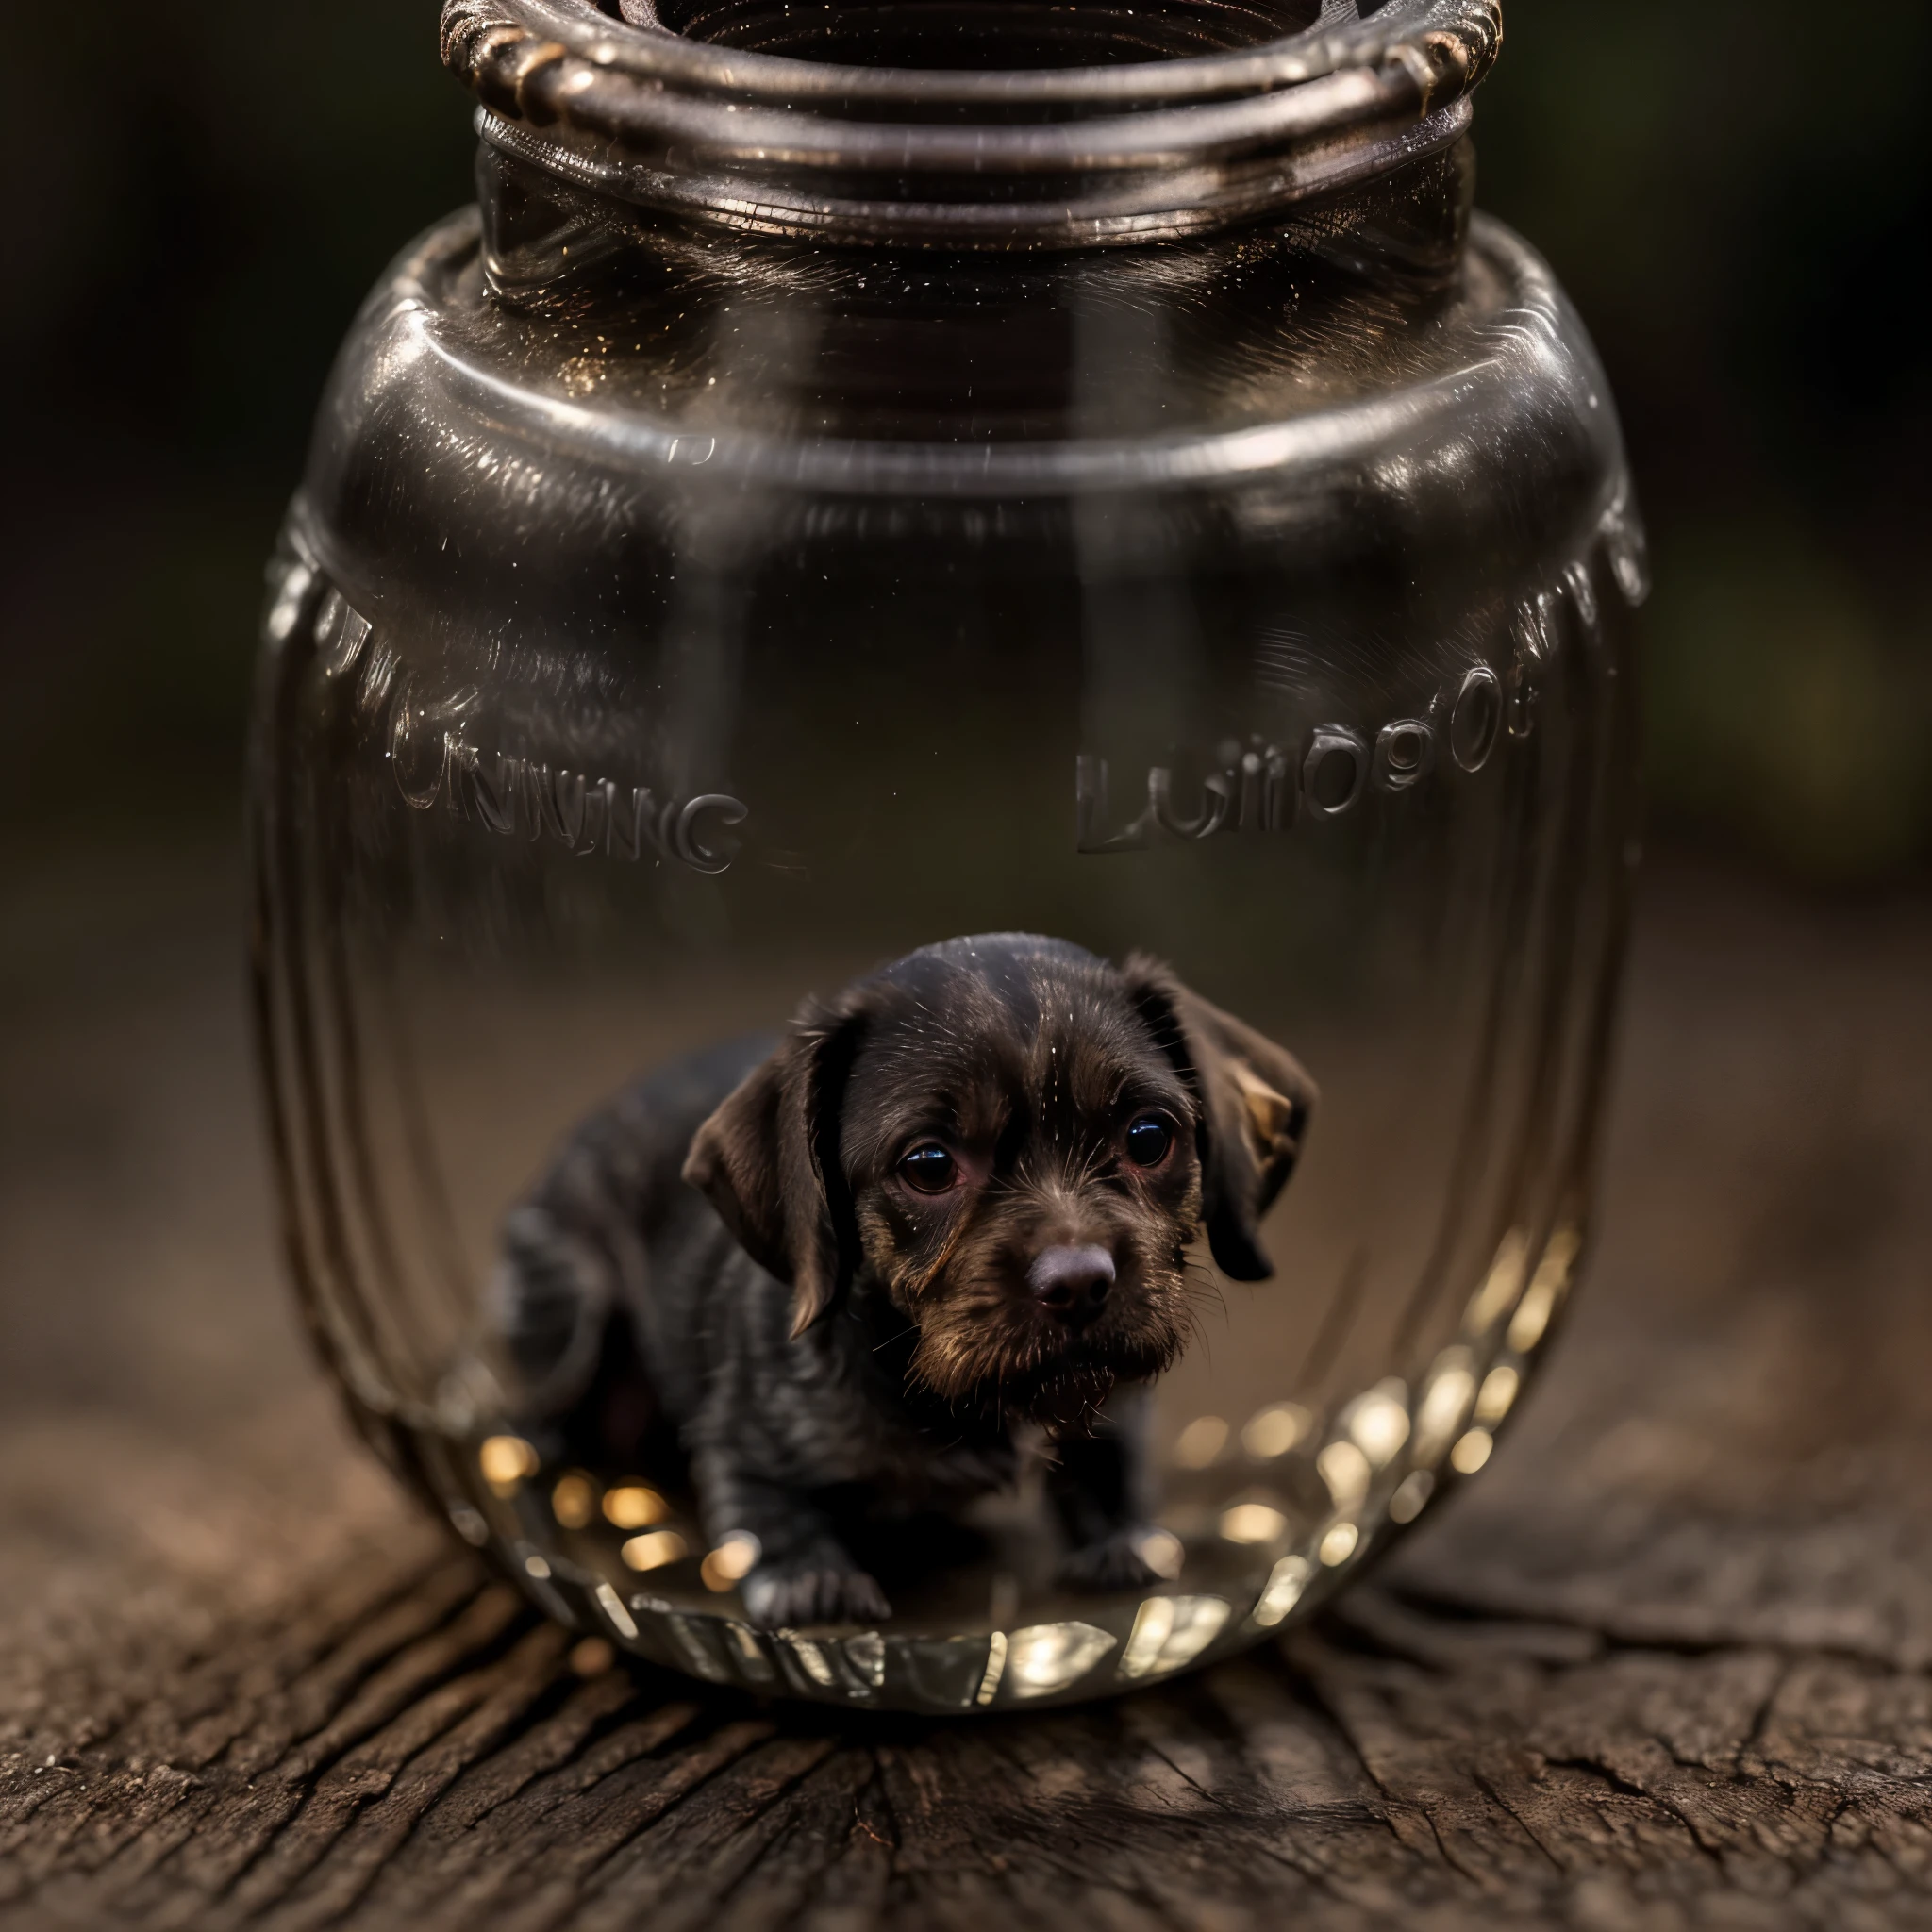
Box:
[252, 0, 1644, 1711]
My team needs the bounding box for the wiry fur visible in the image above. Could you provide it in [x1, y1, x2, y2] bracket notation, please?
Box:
[491, 934, 1314, 1628]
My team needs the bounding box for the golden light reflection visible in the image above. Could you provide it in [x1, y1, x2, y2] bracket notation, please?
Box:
[1251, 1556, 1310, 1627]
[621, 1528, 689, 1571]
[1475, 1364, 1520, 1424]
[478, 1435, 539, 1495]
[974, 1630, 1008, 1706]
[1465, 1229, 1528, 1335]
[1316, 1439, 1370, 1512]
[1415, 1350, 1475, 1458]
[570, 1637, 616, 1676]
[523, 1553, 552, 1580]
[1388, 1469, 1434, 1524]
[603, 1484, 669, 1530]
[551, 1471, 598, 1529]
[1450, 1428, 1493, 1474]
[1005, 1623, 1116, 1698]
[1117, 1595, 1231, 1679]
[786, 1637, 839, 1688]
[1344, 1380, 1411, 1467]
[1544, 1223, 1584, 1277]
[1507, 1282, 1557, 1353]
[1319, 1522, 1360, 1566]
[700, 1533, 762, 1591]
[1134, 1528, 1185, 1580]
[1507, 1228, 1580, 1353]
[1174, 1416, 1229, 1469]
[1219, 1502, 1289, 1545]
[1241, 1402, 1312, 1460]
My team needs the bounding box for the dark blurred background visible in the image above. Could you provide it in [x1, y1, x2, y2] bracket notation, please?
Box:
[5, 2, 1930, 880]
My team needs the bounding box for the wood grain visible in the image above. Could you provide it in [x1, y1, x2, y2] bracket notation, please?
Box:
[3, 849, 1930, 1929]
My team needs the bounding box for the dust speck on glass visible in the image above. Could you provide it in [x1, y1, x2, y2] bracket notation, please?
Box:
[251, 0, 1641, 1710]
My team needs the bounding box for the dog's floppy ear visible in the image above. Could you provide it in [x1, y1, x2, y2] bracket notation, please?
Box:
[682, 1002, 866, 1338]
[1123, 957, 1317, 1283]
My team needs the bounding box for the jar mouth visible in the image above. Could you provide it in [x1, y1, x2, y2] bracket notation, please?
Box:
[625, 0, 1323, 72]
[444, 0, 1499, 247]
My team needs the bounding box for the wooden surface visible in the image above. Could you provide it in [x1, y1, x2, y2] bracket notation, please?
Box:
[4, 847, 1932, 1930]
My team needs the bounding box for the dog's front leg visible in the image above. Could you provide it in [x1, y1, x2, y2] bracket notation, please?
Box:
[691, 1449, 892, 1628]
[1047, 1386, 1163, 1591]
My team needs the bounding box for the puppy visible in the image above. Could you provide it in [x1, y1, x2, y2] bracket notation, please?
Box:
[491, 934, 1314, 1627]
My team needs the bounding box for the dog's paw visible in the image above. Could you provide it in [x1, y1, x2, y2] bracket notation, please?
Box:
[1058, 1526, 1168, 1593]
[741, 1540, 893, 1628]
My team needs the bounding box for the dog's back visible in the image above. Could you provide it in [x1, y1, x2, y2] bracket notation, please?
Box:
[490, 1033, 778, 1469]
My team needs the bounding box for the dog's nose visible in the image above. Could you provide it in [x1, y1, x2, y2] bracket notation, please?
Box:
[1027, 1244, 1115, 1326]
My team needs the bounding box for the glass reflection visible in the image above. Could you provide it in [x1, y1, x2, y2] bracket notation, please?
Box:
[621, 1529, 687, 1571]
[1118, 1595, 1233, 1679]
[1318, 1522, 1360, 1566]
[1220, 1502, 1290, 1545]
[1241, 1402, 1312, 1460]
[1475, 1364, 1519, 1424]
[550, 1470, 597, 1527]
[603, 1485, 670, 1529]
[1251, 1556, 1310, 1626]
[1316, 1440, 1371, 1512]
[479, 1434, 538, 1493]
[1415, 1350, 1476, 1459]
[1174, 1416, 1230, 1468]
[1342, 1380, 1411, 1466]
[593, 1580, 639, 1638]
[1465, 1230, 1530, 1336]
[1005, 1624, 1118, 1699]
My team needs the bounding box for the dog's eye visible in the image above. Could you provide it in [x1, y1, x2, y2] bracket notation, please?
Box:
[898, 1143, 958, 1193]
[1124, 1114, 1174, 1167]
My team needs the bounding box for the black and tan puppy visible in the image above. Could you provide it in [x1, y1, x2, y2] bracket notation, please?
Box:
[492, 934, 1313, 1627]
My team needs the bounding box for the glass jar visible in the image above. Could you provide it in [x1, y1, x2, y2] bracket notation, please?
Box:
[251, 0, 1643, 1711]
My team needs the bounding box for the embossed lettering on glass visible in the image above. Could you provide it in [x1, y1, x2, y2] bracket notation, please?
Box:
[250, 0, 1643, 1710]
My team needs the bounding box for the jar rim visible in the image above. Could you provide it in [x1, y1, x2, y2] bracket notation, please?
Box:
[444, 0, 1500, 248]
[449, 0, 1496, 108]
